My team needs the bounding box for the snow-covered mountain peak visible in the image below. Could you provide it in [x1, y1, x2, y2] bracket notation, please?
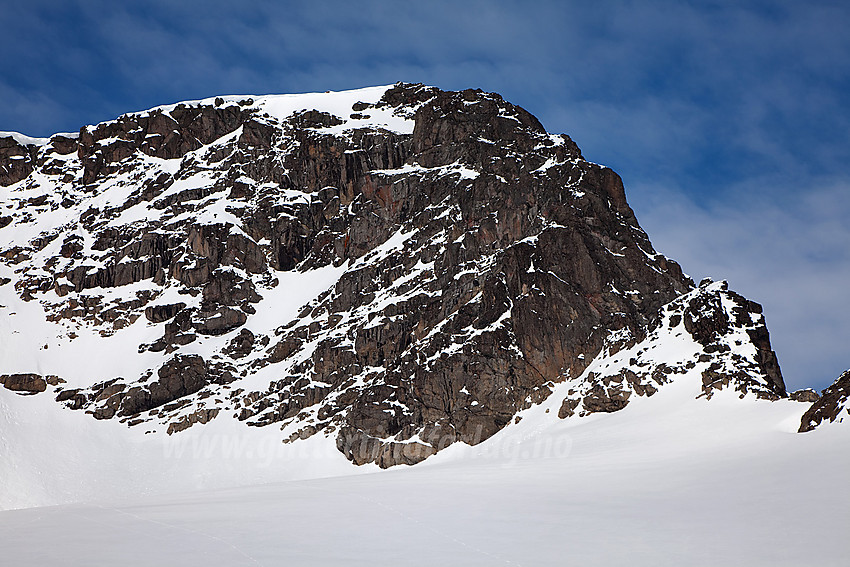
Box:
[1, 82, 844, 498]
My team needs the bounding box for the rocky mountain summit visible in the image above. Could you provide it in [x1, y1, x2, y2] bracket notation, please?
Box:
[0, 83, 839, 467]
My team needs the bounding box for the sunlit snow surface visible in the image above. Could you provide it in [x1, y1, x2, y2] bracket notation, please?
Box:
[1, 374, 847, 566]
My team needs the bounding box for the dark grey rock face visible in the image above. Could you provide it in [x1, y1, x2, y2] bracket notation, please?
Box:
[1, 83, 793, 465]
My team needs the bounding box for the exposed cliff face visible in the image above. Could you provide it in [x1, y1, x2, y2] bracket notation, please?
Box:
[0, 83, 791, 467]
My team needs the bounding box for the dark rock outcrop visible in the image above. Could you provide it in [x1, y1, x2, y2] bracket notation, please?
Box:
[790, 389, 820, 403]
[799, 370, 850, 432]
[0, 135, 41, 186]
[77, 104, 245, 184]
[1, 373, 48, 394]
[117, 355, 210, 416]
[145, 302, 186, 323]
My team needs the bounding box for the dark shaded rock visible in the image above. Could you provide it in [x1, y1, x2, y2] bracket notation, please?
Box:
[59, 236, 84, 258]
[117, 355, 210, 416]
[790, 389, 820, 403]
[55, 389, 78, 402]
[223, 328, 255, 359]
[558, 397, 580, 419]
[1, 373, 47, 394]
[167, 407, 220, 434]
[291, 109, 345, 129]
[95, 381, 127, 402]
[799, 370, 850, 432]
[145, 302, 187, 323]
[194, 306, 247, 336]
[557, 281, 788, 420]
[0, 135, 39, 186]
[77, 103, 245, 183]
[683, 290, 730, 345]
[187, 224, 266, 274]
[55, 388, 88, 410]
[582, 384, 631, 413]
[202, 269, 261, 307]
[336, 426, 437, 468]
[49, 134, 78, 155]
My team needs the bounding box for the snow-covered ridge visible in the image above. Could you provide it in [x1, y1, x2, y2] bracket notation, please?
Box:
[0, 86, 416, 146]
[102, 84, 419, 136]
[0, 131, 50, 146]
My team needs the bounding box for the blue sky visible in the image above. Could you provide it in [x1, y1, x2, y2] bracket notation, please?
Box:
[2, 0, 848, 390]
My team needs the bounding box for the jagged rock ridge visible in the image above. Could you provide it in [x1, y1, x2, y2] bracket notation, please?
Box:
[798, 369, 849, 432]
[557, 280, 786, 419]
[0, 83, 795, 467]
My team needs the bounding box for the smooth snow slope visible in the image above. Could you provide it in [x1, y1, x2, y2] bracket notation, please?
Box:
[1, 374, 847, 566]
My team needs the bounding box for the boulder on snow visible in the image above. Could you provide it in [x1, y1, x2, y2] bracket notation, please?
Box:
[1, 373, 47, 394]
